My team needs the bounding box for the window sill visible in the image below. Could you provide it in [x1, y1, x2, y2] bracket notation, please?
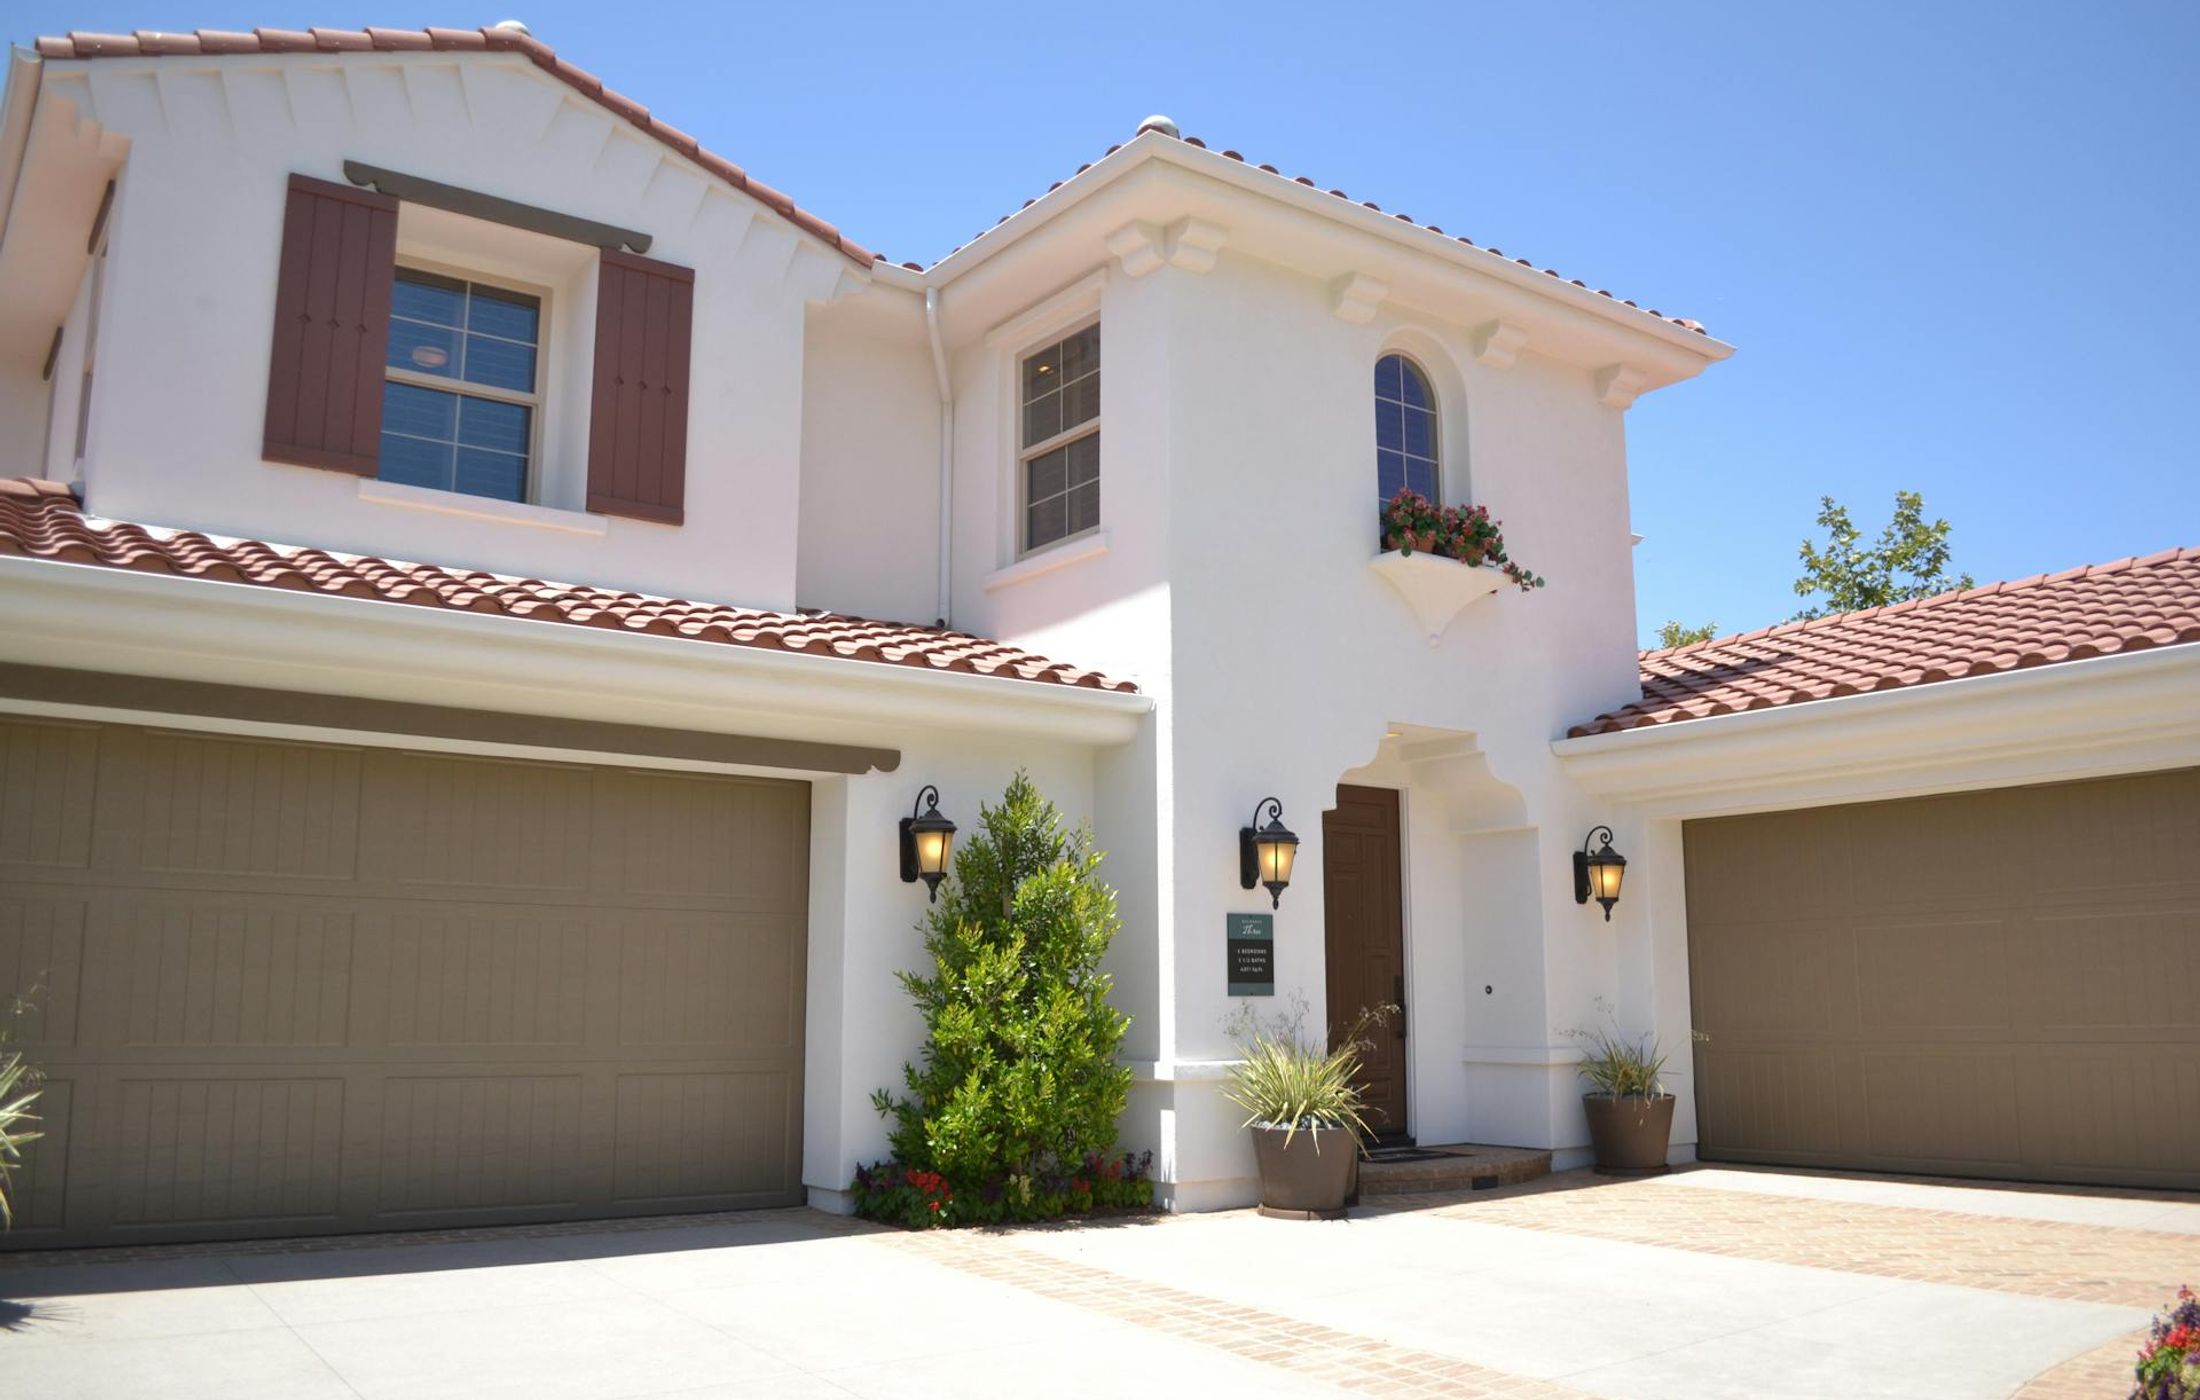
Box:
[356, 478, 609, 537]
[983, 529, 1110, 592]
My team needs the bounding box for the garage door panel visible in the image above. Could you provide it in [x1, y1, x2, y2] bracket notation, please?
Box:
[114, 730, 363, 882]
[612, 1070, 796, 1207]
[362, 752, 596, 896]
[2031, 770, 2200, 899]
[2037, 1048, 2200, 1178]
[1680, 811, 1856, 927]
[1854, 918, 2013, 1033]
[1694, 1048, 1847, 1158]
[375, 1074, 588, 1216]
[1689, 918, 1856, 1039]
[0, 717, 809, 1248]
[617, 911, 800, 1050]
[0, 891, 85, 1048]
[108, 1074, 347, 1228]
[0, 719, 96, 871]
[107, 897, 356, 1050]
[1687, 767, 2200, 1190]
[1857, 1048, 2023, 1167]
[381, 908, 593, 1048]
[605, 770, 810, 907]
[2020, 910, 2200, 1033]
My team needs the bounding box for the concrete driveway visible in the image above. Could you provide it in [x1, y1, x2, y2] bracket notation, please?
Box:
[2, 1166, 2193, 1400]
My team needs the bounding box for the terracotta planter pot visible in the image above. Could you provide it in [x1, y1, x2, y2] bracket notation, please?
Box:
[1249, 1123, 1358, 1219]
[1582, 1093, 1675, 1175]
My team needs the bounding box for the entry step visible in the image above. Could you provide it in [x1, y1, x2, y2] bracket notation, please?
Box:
[1358, 1143, 1551, 1196]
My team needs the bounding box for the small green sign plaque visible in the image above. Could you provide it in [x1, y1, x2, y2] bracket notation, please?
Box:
[1226, 912, 1274, 997]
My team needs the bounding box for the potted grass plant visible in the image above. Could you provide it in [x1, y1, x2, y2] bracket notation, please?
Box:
[1222, 997, 1391, 1219]
[1565, 1002, 1675, 1175]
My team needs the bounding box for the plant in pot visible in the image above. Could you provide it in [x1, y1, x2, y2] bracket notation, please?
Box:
[1563, 1002, 1675, 1175]
[1222, 996, 1391, 1219]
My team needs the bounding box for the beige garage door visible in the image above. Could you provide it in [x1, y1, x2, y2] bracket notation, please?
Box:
[0, 717, 809, 1248]
[1684, 767, 2200, 1190]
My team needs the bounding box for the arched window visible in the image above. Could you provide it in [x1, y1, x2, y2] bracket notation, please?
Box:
[1375, 353, 1439, 505]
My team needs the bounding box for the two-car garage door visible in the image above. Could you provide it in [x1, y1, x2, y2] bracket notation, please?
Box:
[0, 716, 809, 1248]
[1685, 767, 2200, 1191]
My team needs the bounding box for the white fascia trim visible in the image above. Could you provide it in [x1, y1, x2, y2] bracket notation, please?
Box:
[922, 132, 1732, 365]
[0, 557, 1151, 748]
[1554, 643, 2200, 812]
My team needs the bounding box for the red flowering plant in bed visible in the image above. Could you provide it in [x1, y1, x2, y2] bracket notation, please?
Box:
[2133, 1287, 2200, 1400]
[1379, 488, 1544, 591]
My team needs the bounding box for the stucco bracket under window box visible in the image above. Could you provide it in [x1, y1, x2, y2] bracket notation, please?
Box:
[1369, 549, 1508, 644]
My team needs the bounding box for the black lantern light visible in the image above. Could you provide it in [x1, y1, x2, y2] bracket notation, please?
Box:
[1238, 797, 1301, 909]
[1573, 826, 1626, 921]
[899, 786, 957, 902]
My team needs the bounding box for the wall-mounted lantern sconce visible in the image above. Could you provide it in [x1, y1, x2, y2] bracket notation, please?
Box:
[1239, 797, 1301, 909]
[899, 786, 957, 903]
[1574, 826, 1626, 921]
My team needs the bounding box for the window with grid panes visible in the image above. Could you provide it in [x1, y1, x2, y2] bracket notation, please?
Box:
[1375, 353, 1439, 507]
[378, 268, 542, 503]
[1019, 322, 1099, 552]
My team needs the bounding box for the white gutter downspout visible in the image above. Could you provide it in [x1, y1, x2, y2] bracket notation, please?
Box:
[924, 285, 953, 629]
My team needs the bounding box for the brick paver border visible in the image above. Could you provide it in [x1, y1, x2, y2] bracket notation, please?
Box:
[886, 1228, 1589, 1400]
[1433, 1175, 2196, 1310]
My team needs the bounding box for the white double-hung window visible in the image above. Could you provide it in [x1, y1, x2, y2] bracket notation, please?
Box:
[1018, 322, 1099, 553]
[379, 267, 543, 503]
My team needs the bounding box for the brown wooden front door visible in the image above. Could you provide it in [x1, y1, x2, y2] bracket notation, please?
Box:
[1323, 785, 1408, 1140]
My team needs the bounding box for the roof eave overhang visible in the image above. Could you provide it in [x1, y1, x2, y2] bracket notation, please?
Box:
[1552, 643, 2200, 817]
[0, 555, 1151, 751]
[922, 132, 1733, 374]
[0, 48, 44, 248]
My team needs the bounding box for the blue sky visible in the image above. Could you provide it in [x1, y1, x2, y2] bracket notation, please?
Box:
[15, 2, 2197, 646]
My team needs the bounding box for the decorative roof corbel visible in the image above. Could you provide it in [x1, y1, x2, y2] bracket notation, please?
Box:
[1330, 272, 1388, 324]
[1595, 363, 1649, 410]
[1472, 320, 1528, 370]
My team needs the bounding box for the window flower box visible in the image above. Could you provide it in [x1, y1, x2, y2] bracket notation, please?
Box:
[1373, 489, 1543, 644]
[1370, 548, 1512, 644]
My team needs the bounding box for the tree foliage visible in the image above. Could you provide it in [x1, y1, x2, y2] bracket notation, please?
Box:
[1793, 490, 1972, 620]
[1654, 620, 1719, 649]
[872, 772, 1133, 1192]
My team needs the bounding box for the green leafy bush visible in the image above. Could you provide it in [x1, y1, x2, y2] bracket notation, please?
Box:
[859, 772, 1146, 1227]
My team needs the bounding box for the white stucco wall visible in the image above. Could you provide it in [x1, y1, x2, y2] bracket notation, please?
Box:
[28, 52, 860, 609]
[796, 287, 941, 623]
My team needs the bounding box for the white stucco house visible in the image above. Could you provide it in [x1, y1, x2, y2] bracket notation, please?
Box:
[0, 25, 2193, 1249]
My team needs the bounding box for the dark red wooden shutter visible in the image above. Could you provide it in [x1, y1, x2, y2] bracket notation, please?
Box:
[587, 249, 694, 525]
[262, 174, 399, 476]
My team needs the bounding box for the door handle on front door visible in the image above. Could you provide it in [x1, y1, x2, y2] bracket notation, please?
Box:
[1394, 974, 1406, 1037]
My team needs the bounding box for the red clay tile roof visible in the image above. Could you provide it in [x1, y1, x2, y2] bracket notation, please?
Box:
[0, 478, 1136, 693]
[1570, 548, 2200, 737]
[930, 130, 1712, 338]
[32, 26, 876, 268]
